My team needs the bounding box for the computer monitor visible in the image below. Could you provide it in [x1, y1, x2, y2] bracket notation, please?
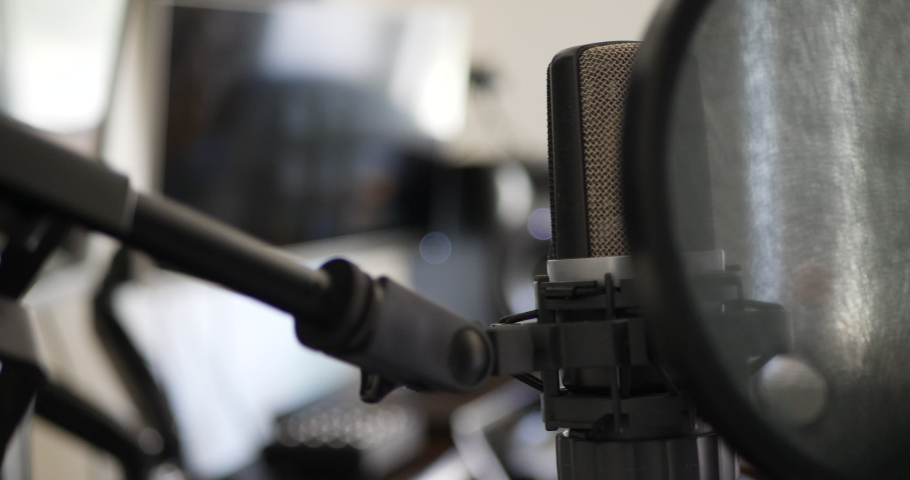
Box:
[113, 2, 473, 477]
[160, 0, 470, 246]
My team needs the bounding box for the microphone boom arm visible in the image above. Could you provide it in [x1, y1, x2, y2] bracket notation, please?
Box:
[0, 117, 492, 399]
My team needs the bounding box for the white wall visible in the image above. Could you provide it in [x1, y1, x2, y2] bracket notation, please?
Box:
[104, 0, 664, 184]
[330, 0, 663, 162]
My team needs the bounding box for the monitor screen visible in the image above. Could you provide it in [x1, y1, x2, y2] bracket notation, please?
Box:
[120, 3, 473, 476]
[161, 2, 470, 246]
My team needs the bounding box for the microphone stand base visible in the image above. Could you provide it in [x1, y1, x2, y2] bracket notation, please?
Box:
[556, 431, 738, 480]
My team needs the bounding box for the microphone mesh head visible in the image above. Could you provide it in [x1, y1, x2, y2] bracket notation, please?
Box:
[578, 43, 638, 257]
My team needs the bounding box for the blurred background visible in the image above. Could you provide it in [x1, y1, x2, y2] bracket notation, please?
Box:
[0, 0, 659, 478]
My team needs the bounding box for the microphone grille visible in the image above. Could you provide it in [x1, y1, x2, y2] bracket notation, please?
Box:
[578, 43, 638, 257]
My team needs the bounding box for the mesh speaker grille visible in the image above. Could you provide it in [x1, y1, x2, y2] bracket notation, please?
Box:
[578, 43, 638, 257]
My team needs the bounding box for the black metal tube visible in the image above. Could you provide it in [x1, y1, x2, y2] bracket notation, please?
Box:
[94, 248, 183, 465]
[124, 194, 331, 322]
[0, 118, 494, 397]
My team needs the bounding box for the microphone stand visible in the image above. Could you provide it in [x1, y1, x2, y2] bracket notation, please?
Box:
[490, 266, 720, 479]
[0, 115, 496, 477]
[0, 116, 494, 401]
[0, 115, 790, 480]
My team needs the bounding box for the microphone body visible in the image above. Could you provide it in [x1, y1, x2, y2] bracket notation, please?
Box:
[544, 42, 737, 480]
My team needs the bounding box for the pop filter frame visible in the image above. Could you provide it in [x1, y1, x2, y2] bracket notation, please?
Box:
[623, 1, 850, 479]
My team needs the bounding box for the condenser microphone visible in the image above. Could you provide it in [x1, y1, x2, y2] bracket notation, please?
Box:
[542, 42, 736, 480]
[546, 42, 719, 288]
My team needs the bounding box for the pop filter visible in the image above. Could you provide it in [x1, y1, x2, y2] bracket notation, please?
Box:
[626, 0, 910, 479]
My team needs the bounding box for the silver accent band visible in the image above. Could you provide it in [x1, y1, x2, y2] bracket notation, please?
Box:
[547, 250, 725, 287]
